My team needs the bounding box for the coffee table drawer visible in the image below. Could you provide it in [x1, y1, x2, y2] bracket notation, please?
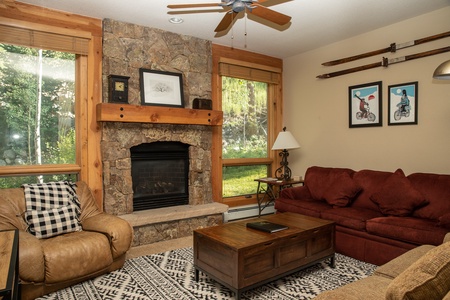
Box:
[242, 241, 280, 279]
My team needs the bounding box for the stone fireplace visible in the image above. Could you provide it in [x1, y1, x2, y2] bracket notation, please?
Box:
[101, 19, 228, 246]
[102, 122, 214, 215]
[101, 122, 226, 246]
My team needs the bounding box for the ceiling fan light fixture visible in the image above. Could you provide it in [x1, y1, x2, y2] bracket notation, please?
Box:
[169, 17, 184, 24]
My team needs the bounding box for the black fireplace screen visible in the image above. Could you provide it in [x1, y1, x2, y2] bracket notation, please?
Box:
[131, 142, 189, 211]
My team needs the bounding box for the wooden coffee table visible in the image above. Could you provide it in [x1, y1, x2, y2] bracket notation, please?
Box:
[193, 212, 335, 299]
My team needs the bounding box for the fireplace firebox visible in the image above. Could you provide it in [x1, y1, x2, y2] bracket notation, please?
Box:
[131, 142, 189, 211]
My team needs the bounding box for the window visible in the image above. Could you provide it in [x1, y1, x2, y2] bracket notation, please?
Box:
[222, 77, 269, 197]
[212, 45, 283, 207]
[0, 45, 77, 187]
[0, 3, 103, 206]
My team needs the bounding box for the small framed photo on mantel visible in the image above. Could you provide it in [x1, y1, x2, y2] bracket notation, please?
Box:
[139, 68, 184, 108]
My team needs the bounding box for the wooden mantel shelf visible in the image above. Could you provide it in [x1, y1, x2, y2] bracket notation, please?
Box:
[96, 103, 223, 126]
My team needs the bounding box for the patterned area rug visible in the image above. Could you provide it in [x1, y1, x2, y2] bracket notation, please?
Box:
[38, 248, 376, 300]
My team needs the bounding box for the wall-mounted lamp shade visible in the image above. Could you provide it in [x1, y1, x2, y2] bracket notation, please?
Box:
[433, 60, 450, 80]
[272, 131, 301, 150]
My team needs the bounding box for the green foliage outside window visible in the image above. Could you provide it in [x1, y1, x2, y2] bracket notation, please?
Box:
[0, 44, 76, 168]
[222, 76, 269, 197]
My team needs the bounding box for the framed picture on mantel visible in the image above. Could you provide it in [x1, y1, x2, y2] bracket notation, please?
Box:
[139, 68, 184, 108]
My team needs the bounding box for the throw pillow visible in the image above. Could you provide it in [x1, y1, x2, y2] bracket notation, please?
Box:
[370, 171, 428, 216]
[22, 181, 81, 239]
[385, 241, 450, 300]
[24, 205, 82, 239]
[323, 172, 362, 207]
[22, 181, 80, 211]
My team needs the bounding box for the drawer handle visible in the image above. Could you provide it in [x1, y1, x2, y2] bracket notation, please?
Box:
[264, 242, 274, 246]
[313, 230, 320, 234]
[290, 235, 298, 239]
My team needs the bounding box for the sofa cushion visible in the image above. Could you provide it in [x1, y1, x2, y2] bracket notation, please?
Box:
[352, 169, 395, 211]
[323, 172, 362, 207]
[304, 166, 355, 201]
[321, 207, 383, 231]
[370, 171, 428, 216]
[374, 244, 435, 279]
[41, 230, 113, 283]
[278, 185, 312, 200]
[275, 197, 333, 218]
[409, 172, 450, 221]
[385, 241, 450, 300]
[366, 217, 448, 246]
[314, 275, 391, 300]
[24, 204, 82, 239]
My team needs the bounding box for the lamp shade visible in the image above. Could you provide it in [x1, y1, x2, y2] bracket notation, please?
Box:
[433, 60, 450, 80]
[272, 131, 300, 150]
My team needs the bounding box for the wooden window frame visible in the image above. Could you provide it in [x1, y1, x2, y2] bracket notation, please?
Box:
[212, 44, 284, 208]
[0, 2, 104, 208]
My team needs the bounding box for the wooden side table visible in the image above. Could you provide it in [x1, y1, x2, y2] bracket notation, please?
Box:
[254, 178, 304, 216]
[0, 230, 20, 300]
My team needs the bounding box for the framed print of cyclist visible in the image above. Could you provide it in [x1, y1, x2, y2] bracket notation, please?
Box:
[388, 81, 418, 126]
[348, 81, 382, 128]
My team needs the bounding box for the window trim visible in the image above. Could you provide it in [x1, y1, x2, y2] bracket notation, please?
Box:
[0, 2, 103, 209]
[212, 44, 284, 207]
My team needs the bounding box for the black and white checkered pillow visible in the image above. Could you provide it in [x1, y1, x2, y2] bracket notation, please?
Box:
[22, 181, 80, 211]
[22, 181, 81, 239]
[24, 205, 82, 239]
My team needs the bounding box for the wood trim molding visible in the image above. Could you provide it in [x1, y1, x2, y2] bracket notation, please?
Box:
[211, 43, 284, 207]
[97, 103, 223, 126]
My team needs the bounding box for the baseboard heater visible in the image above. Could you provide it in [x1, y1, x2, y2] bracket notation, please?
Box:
[223, 204, 275, 223]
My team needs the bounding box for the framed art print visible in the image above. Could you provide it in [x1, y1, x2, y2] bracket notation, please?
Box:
[139, 68, 184, 107]
[388, 81, 418, 125]
[348, 81, 382, 128]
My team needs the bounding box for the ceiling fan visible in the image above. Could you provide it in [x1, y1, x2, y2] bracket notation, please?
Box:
[167, 0, 292, 32]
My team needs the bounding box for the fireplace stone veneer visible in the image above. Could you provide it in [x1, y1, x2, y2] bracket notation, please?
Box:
[101, 18, 228, 246]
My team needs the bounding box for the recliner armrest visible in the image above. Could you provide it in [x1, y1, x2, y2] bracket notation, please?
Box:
[82, 213, 133, 259]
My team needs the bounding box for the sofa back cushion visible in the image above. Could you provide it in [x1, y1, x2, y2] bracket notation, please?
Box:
[409, 173, 450, 221]
[304, 166, 355, 201]
[352, 169, 395, 211]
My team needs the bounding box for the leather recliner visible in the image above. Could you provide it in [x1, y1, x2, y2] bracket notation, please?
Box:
[0, 181, 133, 300]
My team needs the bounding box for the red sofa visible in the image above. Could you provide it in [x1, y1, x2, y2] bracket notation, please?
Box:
[275, 166, 450, 265]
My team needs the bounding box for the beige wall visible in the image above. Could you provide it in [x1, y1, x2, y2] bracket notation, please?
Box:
[283, 6, 450, 178]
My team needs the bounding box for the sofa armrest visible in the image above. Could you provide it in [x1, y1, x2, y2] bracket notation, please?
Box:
[82, 213, 133, 259]
[279, 185, 312, 200]
[444, 232, 450, 244]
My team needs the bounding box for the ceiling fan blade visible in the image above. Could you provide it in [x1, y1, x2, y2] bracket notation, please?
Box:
[214, 11, 238, 32]
[167, 3, 221, 9]
[249, 3, 291, 25]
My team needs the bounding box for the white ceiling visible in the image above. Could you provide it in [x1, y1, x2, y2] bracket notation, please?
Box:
[18, 0, 450, 59]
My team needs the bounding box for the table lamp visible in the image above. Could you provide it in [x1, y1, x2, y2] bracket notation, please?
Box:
[271, 127, 300, 180]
